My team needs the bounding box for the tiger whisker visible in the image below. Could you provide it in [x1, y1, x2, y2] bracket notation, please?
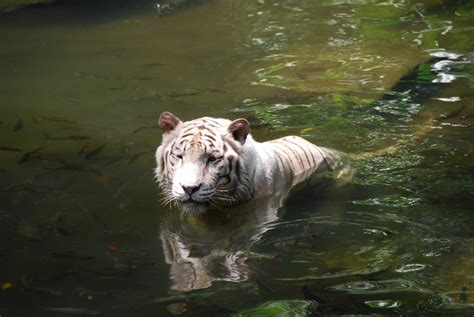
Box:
[208, 199, 222, 210]
[159, 193, 174, 202]
[211, 193, 238, 205]
[215, 184, 247, 193]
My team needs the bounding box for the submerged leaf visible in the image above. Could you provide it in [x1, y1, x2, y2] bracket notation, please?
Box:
[232, 300, 316, 317]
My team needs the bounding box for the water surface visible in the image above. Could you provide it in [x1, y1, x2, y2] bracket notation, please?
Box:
[1, 0, 473, 315]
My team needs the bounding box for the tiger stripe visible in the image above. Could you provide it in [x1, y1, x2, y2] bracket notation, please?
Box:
[284, 138, 316, 167]
[270, 140, 306, 170]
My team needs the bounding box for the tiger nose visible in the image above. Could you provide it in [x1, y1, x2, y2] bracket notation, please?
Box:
[181, 184, 201, 195]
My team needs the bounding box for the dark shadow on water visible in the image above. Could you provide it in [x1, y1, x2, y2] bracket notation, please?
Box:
[0, 0, 208, 27]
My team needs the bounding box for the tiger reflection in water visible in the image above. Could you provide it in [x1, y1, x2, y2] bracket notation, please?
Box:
[155, 112, 349, 292]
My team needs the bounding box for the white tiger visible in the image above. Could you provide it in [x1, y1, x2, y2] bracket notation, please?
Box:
[155, 111, 346, 214]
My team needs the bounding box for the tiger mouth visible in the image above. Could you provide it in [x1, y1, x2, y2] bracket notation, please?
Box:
[181, 198, 208, 205]
[179, 199, 209, 214]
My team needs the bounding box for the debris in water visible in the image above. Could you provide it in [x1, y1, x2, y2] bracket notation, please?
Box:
[77, 287, 112, 298]
[54, 226, 70, 237]
[78, 142, 92, 156]
[0, 146, 23, 152]
[112, 263, 137, 272]
[254, 277, 276, 296]
[300, 127, 316, 134]
[17, 221, 42, 240]
[167, 303, 187, 315]
[72, 197, 108, 231]
[106, 244, 147, 257]
[30, 153, 67, 165]
[32, 286, 63, 296]
[39, 306, 100, 316]
[40, 269, 78, 282]
[47, 164, 103, 176]
[167, 90, 201, 98]
[44, 133, 91, 141]
[17, 146, 45, 164]
[460, 286, 468, 302]
[85, 143, 108, 160]
[302, 284, 326, 304]
[34, 115, 76, 124]
[127, 149, 155, 164]
[114, 182, 129, 198]
[50, 251, 95, 261]
[21, 274, 63, 295]
[103, 156, 125, 166]
[45, 212, 70, 237]
[89, 175, 107, 185]
[3, 182, 65, 196]
[131, 123, 159, 134]
[439, 105, 465, 120]
[21, 274, 33, 288]
[12, 119, 23, 131]
[199, 87, 227, 94]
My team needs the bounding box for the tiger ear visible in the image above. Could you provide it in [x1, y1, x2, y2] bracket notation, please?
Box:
[159, 111, 182, 133]
[228, 118, 250, 144]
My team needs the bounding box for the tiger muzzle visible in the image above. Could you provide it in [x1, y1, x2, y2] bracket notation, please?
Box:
[181, 183, 202, 195]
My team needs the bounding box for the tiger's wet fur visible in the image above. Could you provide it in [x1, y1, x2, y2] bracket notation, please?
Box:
[155, 111, 347, 214]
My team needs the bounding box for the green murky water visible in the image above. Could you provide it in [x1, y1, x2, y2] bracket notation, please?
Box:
[1, 0, 473, 315]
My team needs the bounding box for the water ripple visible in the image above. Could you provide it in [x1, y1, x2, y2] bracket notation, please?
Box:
[396, 263, 427, 273]
[328, 279, 420, 294]
[351, 195, 423, 208]
[365, 299, 402, 308]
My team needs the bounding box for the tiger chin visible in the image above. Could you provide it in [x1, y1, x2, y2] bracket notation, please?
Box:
[155, 111, 346, 214]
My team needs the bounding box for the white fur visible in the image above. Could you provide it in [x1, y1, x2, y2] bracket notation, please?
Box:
[155, 116, 344, 213]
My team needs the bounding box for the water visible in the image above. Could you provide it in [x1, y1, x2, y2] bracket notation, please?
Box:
[0, 0, 473, 315]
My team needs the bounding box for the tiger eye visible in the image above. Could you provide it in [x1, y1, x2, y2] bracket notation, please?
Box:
[207, 156, 223, 164]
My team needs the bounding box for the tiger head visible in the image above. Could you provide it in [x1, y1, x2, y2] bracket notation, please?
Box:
[155, 112, 254, 214]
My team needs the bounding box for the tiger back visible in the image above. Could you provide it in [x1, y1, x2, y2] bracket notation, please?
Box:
[263, 136, 345, 185]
